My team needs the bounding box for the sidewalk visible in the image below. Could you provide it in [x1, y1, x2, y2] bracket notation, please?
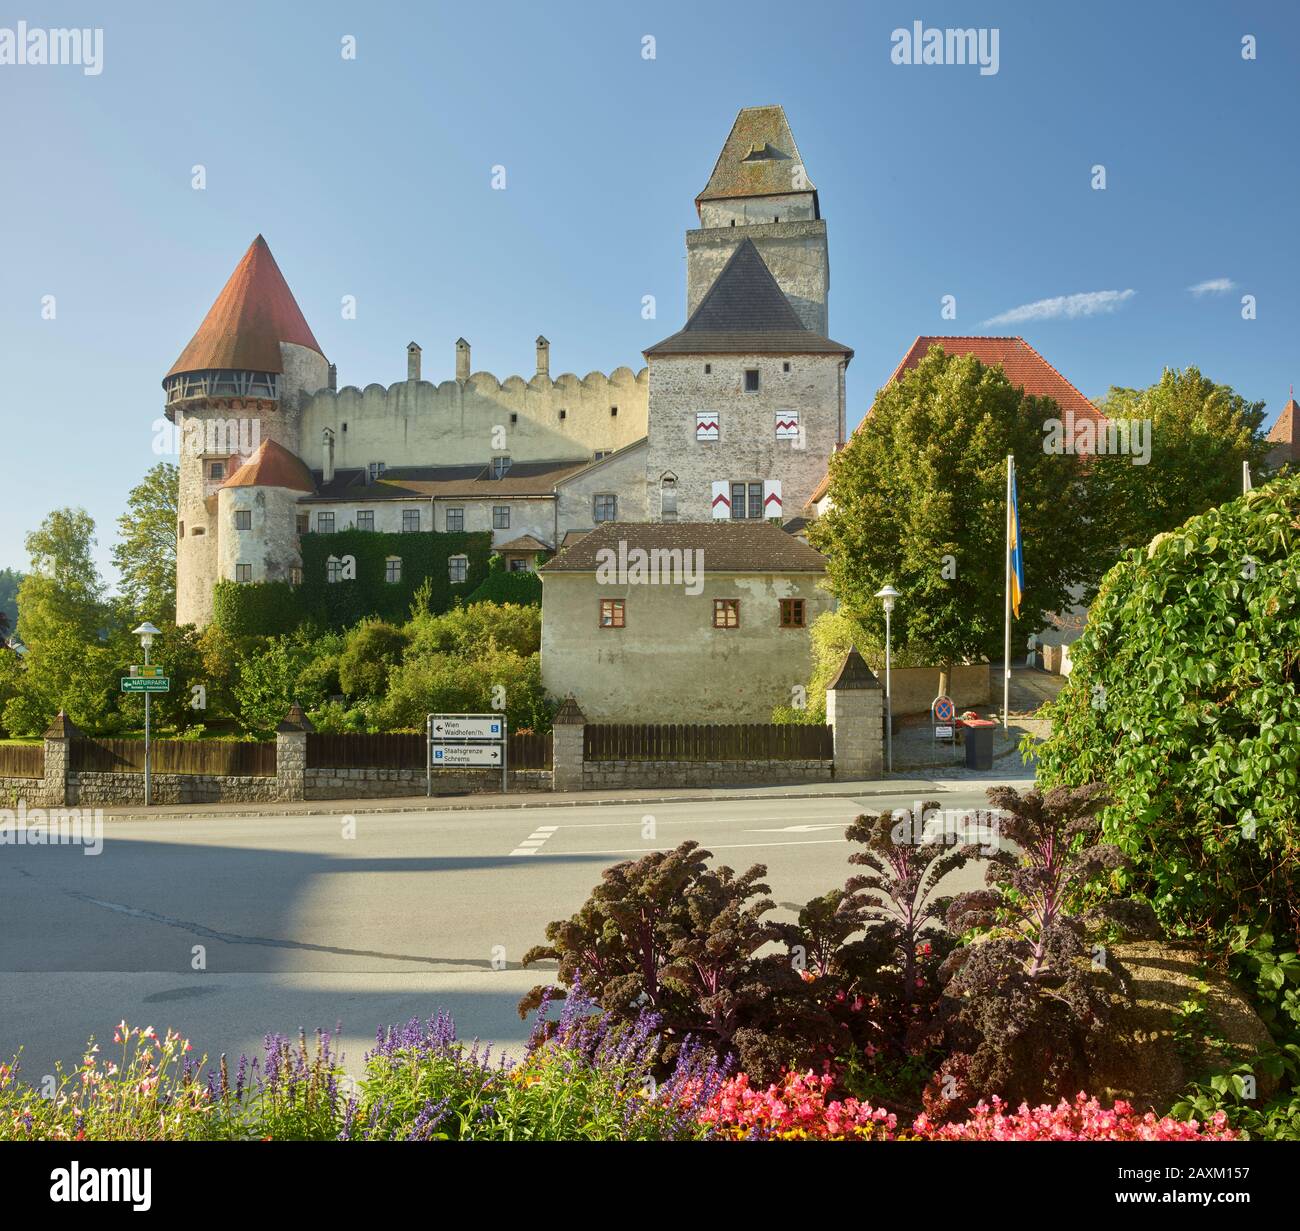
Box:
[96, 765, 1035, 824]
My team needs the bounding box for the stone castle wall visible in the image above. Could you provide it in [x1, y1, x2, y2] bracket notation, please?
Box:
[300, 366, 649, 477]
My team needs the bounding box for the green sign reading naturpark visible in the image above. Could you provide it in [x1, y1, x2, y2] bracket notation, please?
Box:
[121, 677, 170, 693]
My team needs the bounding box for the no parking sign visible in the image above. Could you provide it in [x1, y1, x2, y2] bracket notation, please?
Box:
[932, 695, 956, 741]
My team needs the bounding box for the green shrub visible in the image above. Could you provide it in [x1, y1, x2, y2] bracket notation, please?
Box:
[1033, 474, 1300, 944]
[337, 619, 409, 700]
[405, 601, 541, 660]
[380, 644, 551, 733]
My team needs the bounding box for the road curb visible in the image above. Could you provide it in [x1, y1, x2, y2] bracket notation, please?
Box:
[95, 775, 1030, 825]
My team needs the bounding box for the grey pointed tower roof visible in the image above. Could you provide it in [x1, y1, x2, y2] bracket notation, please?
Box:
[827, 649, 881, 690]
[696, 105, 817, 213]
[644, 239, 851, 357]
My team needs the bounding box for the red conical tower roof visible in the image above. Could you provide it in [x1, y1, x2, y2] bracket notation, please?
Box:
[166, 235, 323, 379]
[1266, 390, 1299, 461]
[221, 438, 316, 493]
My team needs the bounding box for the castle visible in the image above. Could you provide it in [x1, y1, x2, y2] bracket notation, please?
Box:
[167, 105, 853, 627]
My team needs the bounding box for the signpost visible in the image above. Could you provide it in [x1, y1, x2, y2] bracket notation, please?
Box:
[121, 676, 170, 693]
[127, 622, 164, 806]
[427, 712, 507, 795]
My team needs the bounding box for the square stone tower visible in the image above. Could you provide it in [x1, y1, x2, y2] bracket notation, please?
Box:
[687, 105, 829, 336]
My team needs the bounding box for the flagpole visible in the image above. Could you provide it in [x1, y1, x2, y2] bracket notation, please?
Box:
[1003, 453, 1013, 729]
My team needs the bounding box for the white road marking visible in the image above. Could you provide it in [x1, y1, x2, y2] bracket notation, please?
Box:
[551, 838, 848, 857]
[509, 826, 560, 857]
[750, 823, 846, 833]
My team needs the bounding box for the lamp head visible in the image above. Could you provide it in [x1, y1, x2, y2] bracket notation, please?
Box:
[132, 621, 161, 650]
[874, 584, 900, 615]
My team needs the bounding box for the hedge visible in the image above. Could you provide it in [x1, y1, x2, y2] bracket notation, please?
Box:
[466, 569, 542, 607]
[212, 580, 303, 638]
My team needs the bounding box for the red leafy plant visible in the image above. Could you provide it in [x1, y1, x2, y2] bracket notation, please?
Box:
[931, 783, 1156, 1119]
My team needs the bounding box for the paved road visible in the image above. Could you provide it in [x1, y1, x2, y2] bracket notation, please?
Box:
[0, 779, 1027, 1081]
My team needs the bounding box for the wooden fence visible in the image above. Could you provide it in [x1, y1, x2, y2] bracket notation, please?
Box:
[584, 723, 833, 763]
[70, 738, 277, 777]
[0, 744, 44, 779]
[307, 731, 552, 770]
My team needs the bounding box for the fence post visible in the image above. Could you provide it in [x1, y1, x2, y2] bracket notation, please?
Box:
[551, 696, 585, 792]
[826, 649, 884, 781]
[276, 702, 314, 802]
[42, 710, 78, 807]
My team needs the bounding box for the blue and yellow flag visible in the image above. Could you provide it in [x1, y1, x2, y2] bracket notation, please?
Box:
[1009, 464, 1025, 618]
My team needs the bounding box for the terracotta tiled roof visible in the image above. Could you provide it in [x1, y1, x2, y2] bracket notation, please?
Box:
[540, 520, 828, 574]
[644, 239, 852, 357]
[1266, 395, 1299, 462]
[166, 235, 324, 378]
[809, 336, 1103, 503]
[222, 438, 316, 493]
[696, 105, 816, 211]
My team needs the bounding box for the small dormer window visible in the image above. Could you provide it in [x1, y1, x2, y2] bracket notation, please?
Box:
[744, 369, 760, 393]
[492, 456, 512, 479]
[368, 461, 387, 481]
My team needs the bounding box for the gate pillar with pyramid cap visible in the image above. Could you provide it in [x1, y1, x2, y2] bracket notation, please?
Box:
[826, 649, 883, 780]
[276, 702, 314, 801]
[551, 696, 585, 791]
[43, 710, 80, 806]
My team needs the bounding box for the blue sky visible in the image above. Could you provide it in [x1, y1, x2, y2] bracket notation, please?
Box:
[2, 0, 1296, 582]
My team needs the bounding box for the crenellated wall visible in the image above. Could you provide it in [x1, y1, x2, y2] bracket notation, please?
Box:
[300, 367, 649, 475]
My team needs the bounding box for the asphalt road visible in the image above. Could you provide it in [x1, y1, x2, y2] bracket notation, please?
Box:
[0, 779, 1028, 1082]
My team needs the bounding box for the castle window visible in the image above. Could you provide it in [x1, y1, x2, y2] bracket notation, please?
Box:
[730, 481, 763, 520]
[296, 514, 309, 534]
[783, 362, 791, 373]
[446, 507, 464, 532]
[713, 599, 740, 629]
[178, 522, 184, 538]
[290, 567, 303, 586]
[235, 564, 252, 583]
[660, 475, 677, 521]
[356, 510, 375, 531]
[744, 369, 760, 393]
[704, 364, 712, 374]
[209, 461, 225, 480]
[493, 506, 510, 530]
[492, 456, 512, 479]
[559, 409, 567, 420]
[508, 558, 530, 573]
[610, 406, 618, 417]
[326, 557, 343, 583]
[191, 527, 205, 537]
[317, 512, 335, 533]
[402, 509, 420, 533]
[594, 450, 612, 460]
[599, 598, 625, 629]
[779, 598, 806, 628]
[385, 557, 402, 584]
[510, 413, 518, 424]
[368, 461, 387, 482]
[593, 494, 617, 523]
[234, 509, 252, 530]
[448, 555, 469, 585]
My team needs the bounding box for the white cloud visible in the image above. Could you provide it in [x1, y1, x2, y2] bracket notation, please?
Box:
[1187, 277, 1235, 296]
[983, 289, 1136, 326]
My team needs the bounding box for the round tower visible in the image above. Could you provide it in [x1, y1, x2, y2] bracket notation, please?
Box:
[216, 439, 316, 587]
[164, 235, 328, 626]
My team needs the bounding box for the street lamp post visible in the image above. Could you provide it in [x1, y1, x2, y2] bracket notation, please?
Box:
[875, 586, 899, 773]
[133, 622, 160, 807]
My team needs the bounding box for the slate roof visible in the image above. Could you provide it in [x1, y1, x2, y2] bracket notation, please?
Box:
[166, 236, 324, 378]
[222, 439, 316, 493]
[696, 105, 817, 211]
[539, 521, 828, 574]
[302, 459, 589, 502]
[644, 240, 852, 358]
[809, 335, 1104, 503]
